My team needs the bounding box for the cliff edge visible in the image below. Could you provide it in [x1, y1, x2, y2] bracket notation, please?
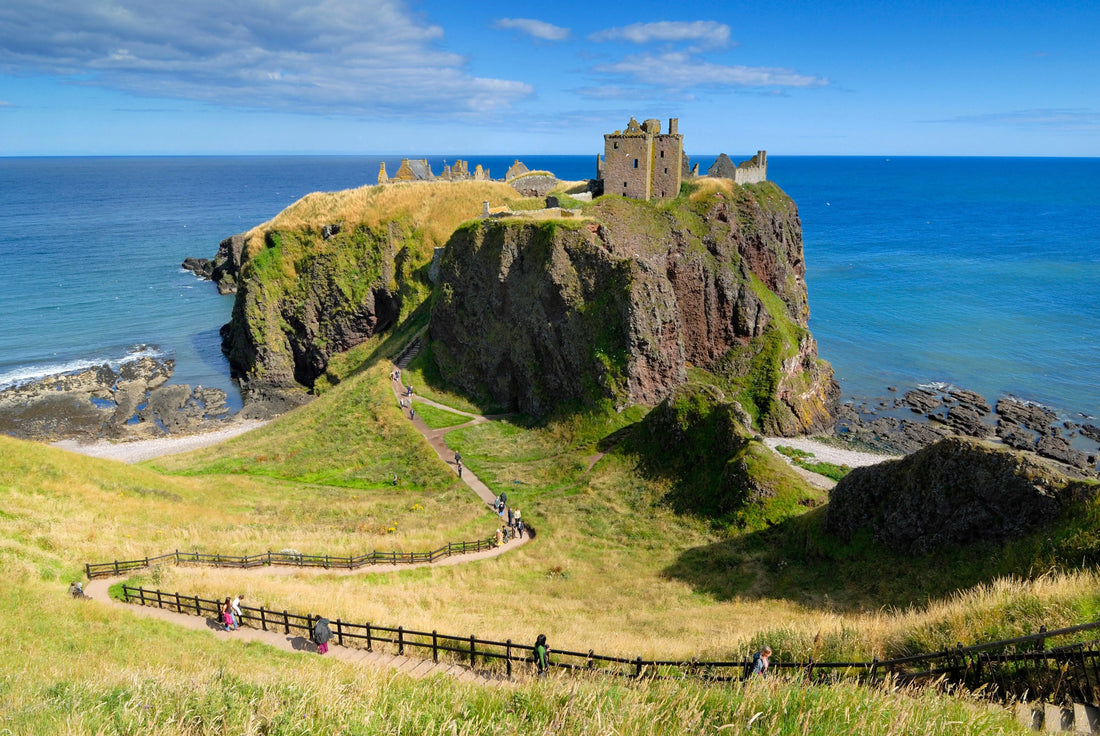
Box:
[430, 180, 838, 433]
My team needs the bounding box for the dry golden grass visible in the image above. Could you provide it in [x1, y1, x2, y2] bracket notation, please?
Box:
[243, 180, 522, 257]
[688, 177, 735, 201]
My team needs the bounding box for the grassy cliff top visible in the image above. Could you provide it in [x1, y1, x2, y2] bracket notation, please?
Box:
[243, 179, 525, 258]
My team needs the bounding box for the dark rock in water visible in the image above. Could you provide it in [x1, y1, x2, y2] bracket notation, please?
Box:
[825, 437, 1093, 554]
[900, 419, 952, 449]
[948, 389, 991, 414]
[1035, 434, 1092, 470]
[886, 386, 897, 392]
[997, 420, 1036, 451]
[996, 397, 1056, 433]
[944, 405, 992, 437]
[1065, 421, 1078, 431]
[903, 388, 941, 413]
[209, 233, 249, 295]
[1082, 425, 1100, 443]
[182, 257, 213, 280]
[0, 354, 237, 442]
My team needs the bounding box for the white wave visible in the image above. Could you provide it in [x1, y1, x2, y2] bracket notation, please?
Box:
[0, 344, 168, 390]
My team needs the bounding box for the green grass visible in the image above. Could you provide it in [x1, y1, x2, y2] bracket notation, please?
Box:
[775, 445, 852, 481]
[412, 402, 474, 429]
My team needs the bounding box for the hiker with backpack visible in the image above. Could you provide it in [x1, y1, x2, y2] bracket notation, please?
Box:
[313, 615, 333, 655]
[533, 634, 549, 678]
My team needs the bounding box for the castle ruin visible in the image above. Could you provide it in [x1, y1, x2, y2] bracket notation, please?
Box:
[378, 159, 490, 185]
[597, 117, 686, 200]
[597, 117, 767, 200]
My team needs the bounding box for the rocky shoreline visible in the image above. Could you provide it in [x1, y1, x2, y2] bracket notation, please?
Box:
[833, 383, 1099, 477]
[0, 353, 240, 443]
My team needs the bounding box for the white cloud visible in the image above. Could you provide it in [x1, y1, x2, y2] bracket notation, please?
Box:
[493, 18, 570, 42]
[595, 52, 828, 89]
[589, 21, 731, 48]
[0, 0, 532, 116]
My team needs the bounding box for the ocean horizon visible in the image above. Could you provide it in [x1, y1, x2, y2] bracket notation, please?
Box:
[1, 155, 1096, 425]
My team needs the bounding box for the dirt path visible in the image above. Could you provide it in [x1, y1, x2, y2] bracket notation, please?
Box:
[82, 577, 518, 685]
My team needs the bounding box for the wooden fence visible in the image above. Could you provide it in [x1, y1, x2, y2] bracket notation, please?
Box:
[87, 537, 508, 580]
[118, 584, 1100, 702]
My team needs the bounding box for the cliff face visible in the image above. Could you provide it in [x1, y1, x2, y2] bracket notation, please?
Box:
[430, 183, 838, 431]
[219, 224, 404, 412]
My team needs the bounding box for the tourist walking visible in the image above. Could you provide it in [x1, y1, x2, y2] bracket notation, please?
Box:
[515, 509, 523, 537]
[230, 594, 244, 629]
[750, 646, 772, 677]
[533, 634, 549, 678]
[495, 527, 504, 547]
[313, 615, 333, 655]
[222, 598, 237, 631]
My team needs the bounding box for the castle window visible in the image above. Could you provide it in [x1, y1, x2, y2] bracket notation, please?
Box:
[613, 142, 618, 149]
[624, 181, 628, 188]
[660, 150, 665, 158]
[664, 168, 668, 174]
[633, 159, 638, 168]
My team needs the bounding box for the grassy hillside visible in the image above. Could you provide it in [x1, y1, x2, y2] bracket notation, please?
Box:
[2, 310, 1096, 732]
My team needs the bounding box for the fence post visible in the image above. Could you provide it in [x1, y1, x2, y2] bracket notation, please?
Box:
[175, 549, 180, 564]
[144, 556, 149, 570]
[870, 657, 879, 682]
[588, 650, 595, 670]
[366, 623, 373, 652]
[284, 610, 290, 635]
[470, 635, 476, 668]
[432, 631, 439, 663]
[122, 585, 130, 603]
[156, 589, 163, 609]
[398, 627, 404, 655]
[260, 606, 267, 631]
[506, 640, 513, 678]
[174, 592, 181, 612]
[635, 656, 643, 678]
[85, 563, 90, 580]
[194, 595, 201, 617]
[114, 560, 120, 576]
[336, 620, 344, 647]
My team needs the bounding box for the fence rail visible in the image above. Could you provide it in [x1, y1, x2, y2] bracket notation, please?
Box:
[118, 584, 1100, 702]
[85, 537, 516, 580]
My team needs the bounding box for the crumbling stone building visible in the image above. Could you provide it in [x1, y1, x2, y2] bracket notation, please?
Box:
[597, 117, 686, 200]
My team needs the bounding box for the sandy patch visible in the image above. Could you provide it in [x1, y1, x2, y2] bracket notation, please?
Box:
[764, 437, 902, 469]
[52, 420, 267, 463]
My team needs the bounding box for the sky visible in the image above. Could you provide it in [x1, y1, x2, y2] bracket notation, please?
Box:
[0, 0, 1097, 156]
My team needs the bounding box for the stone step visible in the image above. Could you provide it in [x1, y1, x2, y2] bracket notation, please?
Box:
[1016, 703, 1100, 734]
[395, 338, 422, 368]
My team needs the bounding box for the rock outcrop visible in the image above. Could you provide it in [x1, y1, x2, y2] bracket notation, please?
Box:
[430, 183, 838, 431]
[218, 225, 402, 411]
[0, 355, 230, 441]
[825, 437, 1096, 554]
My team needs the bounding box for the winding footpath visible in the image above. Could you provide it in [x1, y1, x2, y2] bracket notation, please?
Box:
[83, 352, 537, 684]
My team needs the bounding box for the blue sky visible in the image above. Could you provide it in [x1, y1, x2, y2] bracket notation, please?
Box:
[0, 0, 1097, 156]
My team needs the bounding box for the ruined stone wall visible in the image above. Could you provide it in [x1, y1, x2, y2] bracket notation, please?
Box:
[733, 151, 768, 185]
[651, 134, 683, 199]
[603, 133, 653, 199]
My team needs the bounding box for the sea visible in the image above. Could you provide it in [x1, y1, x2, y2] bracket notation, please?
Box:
[0, 155, 1097, 422]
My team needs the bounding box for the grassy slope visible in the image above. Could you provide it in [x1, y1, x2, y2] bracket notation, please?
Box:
[2, 180, 1083, 732]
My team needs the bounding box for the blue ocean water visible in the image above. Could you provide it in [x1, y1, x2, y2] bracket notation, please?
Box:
[0, 155, 1096, 422]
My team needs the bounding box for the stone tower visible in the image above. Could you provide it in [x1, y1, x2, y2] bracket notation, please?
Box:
[597, 117, 684, 200]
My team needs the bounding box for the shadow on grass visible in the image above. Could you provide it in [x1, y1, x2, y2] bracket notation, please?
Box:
[661, 507, 1067, 612]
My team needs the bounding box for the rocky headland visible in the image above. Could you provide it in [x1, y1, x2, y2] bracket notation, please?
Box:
[430, 181, 838, 432]
[190, 178, 838, 434]
[0, 354, 233, 442]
